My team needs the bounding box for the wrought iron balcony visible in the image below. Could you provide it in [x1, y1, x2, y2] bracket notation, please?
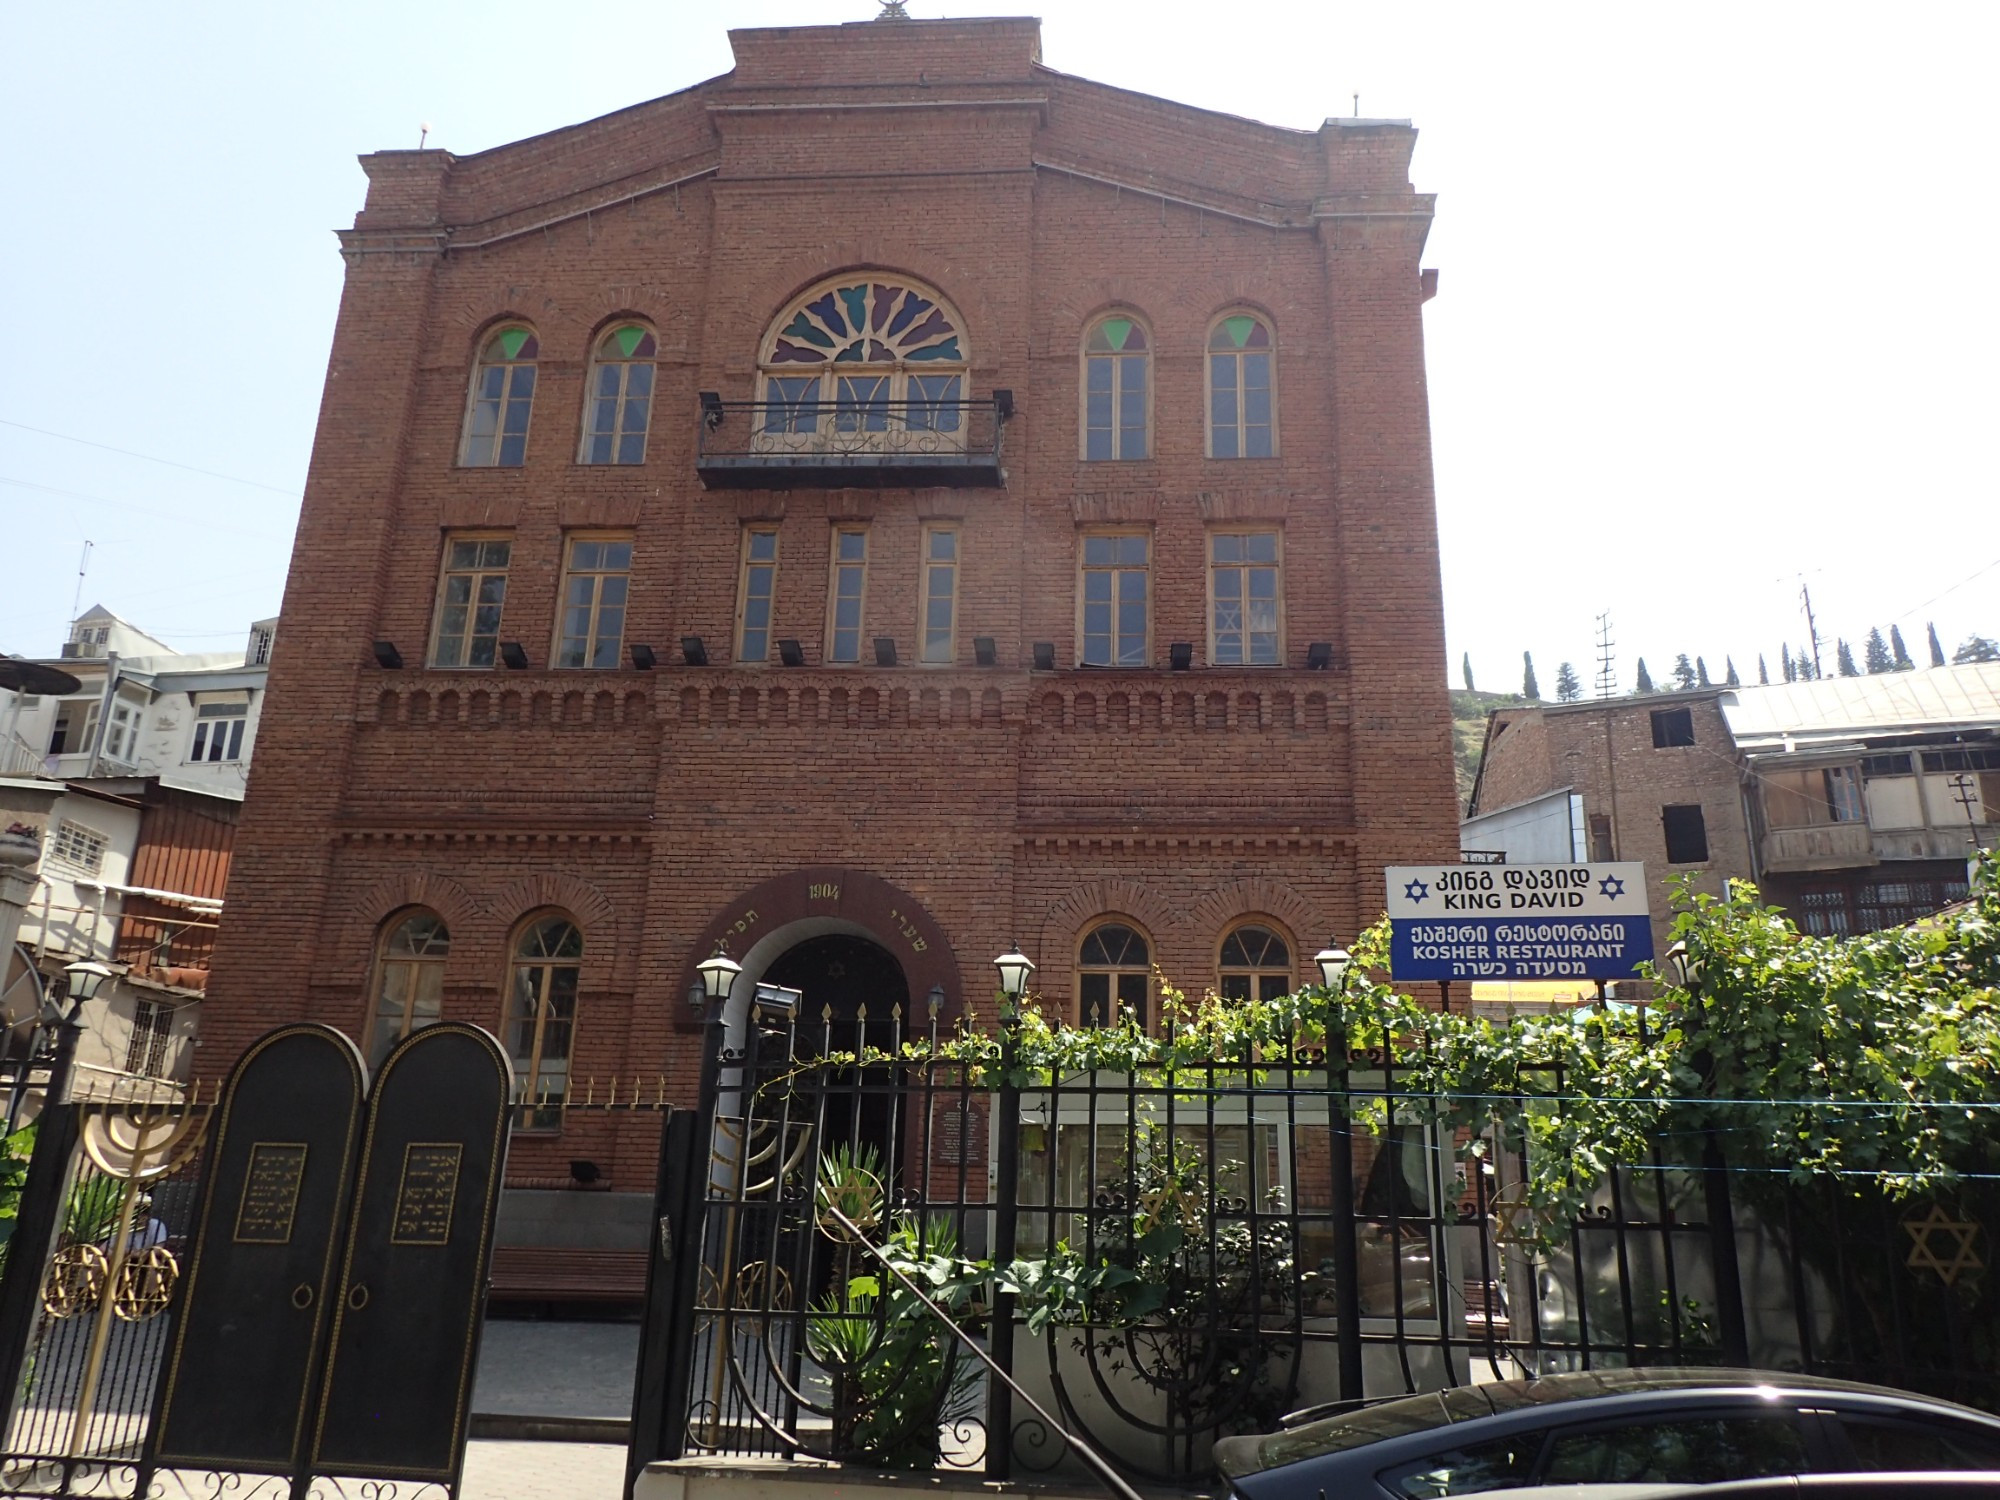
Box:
[695, 392, 1009, 489]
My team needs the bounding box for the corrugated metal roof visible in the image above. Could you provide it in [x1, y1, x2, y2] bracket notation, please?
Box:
[1723, 662, 2000, 751]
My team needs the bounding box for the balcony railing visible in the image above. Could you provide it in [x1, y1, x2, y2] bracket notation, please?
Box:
[1761, 820, 1877, 873]
[695, 393, 1007, 488]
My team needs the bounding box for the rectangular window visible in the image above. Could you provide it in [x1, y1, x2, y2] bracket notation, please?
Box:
[908, 374, 963, 434]
[1920, 746, 2000, 773]
[1651, 707, 1696, 748]
[1860, 753, 1913, 778]
[826, 527, 869, 664]
[833, 375, 890, 434]
[1662, 804, 1709, 864]
[429, 535, 512, 668]
[126, 999, 175, 1078]
[189, 700, 249, 763]
[764, 376, 821, 436]
[1587, 813, 1614, 862]
[1080, 532, 1150, 667]
[1823, 765, 1865, 822]
[50, 819, 108, 875]
[48, 699, 98, 757]
[920, 526, 959, 664]
[555, 535, 633, 669]
[101, 685, 147, 766]
[737, 527, 780, 663]
[1210, 531, 1281, 665]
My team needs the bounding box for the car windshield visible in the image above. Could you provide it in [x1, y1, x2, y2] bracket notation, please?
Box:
[1214, 1370, 1878, 1478]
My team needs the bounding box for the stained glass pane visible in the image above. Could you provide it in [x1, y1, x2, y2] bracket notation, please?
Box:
[495, 327, 532, 360]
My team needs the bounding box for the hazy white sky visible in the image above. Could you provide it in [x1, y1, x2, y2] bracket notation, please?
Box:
[4, 2, 1995, 688]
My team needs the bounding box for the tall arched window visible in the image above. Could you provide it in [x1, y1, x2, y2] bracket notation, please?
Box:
[1207, 313, 1274, 458]
[369, 912, 449, 1066]
[1078, 922, 1149, 1028]
[1082, 315, 1149, 461]
[1219, 923, 1292, 1004]
[460, 324, 539, 467]
[508, 915, 581, 1128]
[759, 275, 968, 452]
[580, 323, 657, 465]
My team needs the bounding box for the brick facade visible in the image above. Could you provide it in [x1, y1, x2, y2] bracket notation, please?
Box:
[1468, 691, 1748, 957]
[200, 17, 1457, 1191]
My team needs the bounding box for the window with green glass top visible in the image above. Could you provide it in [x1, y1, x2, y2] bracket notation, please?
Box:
[580, 324, 656, 465]
[1083, 316, 1149, 460]
[1208, 313, 1273, 458]
[460, 325, 538, 467]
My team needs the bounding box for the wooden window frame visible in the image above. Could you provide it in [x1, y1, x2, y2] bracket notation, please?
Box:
[367, 911, 450, 1068]
[1076, 919, 1153, 1030]
[1218, 921, 1295, 1004]
[578, 324, 657, 466]
[553, 532, 635, 670]
[428, 532, 514, 669]
[1204, 312, 1278, 459]
[507, 915, 582, 1132]
[825, 525, 871, 665]
[188, 698, 249, 763]
[736, 526, 782, 665]
[1077, 528, 1153, 668]
[1079, 315, 1153, 462]
[919, 524, 960, 666]
[125, 998, 175, 1078]
[49, 819, 108, 875]
[1207, 528, 1285, 667]
[457, 324, 538, 468]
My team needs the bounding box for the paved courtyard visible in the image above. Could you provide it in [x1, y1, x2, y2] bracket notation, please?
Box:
[473, 1318, 640, 1419]
[463, 1438, 627, 1498]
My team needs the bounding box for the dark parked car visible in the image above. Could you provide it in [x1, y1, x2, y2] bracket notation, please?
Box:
[1212, 1370, 2000, 1499]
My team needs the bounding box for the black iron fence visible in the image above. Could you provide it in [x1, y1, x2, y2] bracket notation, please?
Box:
[646, 1000, 2000, 1483]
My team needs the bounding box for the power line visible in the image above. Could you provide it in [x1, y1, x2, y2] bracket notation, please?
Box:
[0, 475, 294, 541]
[0, 417, 300, 496]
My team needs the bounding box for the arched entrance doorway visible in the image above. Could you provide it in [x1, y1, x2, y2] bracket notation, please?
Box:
[764, 933, 910, 1041]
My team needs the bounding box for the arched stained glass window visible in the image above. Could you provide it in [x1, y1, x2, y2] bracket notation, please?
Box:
[1219, 923, 1292, 1004]
[370, 912, 449, 1066]
[509, 915, 582, 1129]
[1083, 316, 1150, 461]
[580, 323, 657, 465]
[759, 276, 968, 448]
[1208, 313, 1273, 458]
[1078, 922, 1150, 1029]
[460, 325, 539, 467]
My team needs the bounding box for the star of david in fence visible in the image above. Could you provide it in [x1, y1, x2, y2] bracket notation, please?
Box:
[1402, 879, 1431, 904]
[1488, 1184, 1556, 1260]
[1598, 875, 1627, 899]
[1903, 1203, 1983, 1287]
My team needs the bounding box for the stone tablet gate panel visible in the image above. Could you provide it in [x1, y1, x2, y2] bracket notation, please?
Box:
[312, 1023, 511, 1482]
[150, 1025, 366, 1474]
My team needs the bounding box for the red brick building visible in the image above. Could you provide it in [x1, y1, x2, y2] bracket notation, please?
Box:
[201, 14, 1456, 1197]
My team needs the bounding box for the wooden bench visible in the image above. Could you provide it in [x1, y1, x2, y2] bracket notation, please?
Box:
[487, 1246, 649, 1306]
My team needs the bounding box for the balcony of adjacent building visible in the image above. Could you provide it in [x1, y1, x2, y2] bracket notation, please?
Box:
[1755, 751, 1998, 874]
[694, 389, 1010, 489]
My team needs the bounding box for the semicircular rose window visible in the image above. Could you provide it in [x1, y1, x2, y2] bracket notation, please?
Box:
[757, 276, 969, 453]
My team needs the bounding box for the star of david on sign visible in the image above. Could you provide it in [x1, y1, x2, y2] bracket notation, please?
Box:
[1598, 875, 1626, 899]
[1904, 1203, 1983, 1287]
[1402, 879, 1430, 904]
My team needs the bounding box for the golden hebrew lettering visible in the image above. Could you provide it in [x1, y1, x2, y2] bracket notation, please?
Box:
[390, 1143, 463, 1246]
[234, 1142, 309, 1244]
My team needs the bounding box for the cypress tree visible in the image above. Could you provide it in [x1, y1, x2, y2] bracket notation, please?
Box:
[1522, 651, 1540, 700]
[1634, 658, 1655, 693]
[1462, 652, 1475, 693]
[1928, 622, 1947, 668]
[1836, 639, 1859, 677]
[1758, 654, 1770, 685]
[1671, 654, 1697, 691]
[1696, 656, 1712, 688]
[1781, 646, 1794, 683]
[1725, 656, 1740, 686]
[1864, 627, 1892, 674]
[1555, 662, 1581, 702]
[1889, 624, 1915, 671]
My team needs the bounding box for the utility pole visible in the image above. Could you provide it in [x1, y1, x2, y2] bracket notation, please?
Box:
[1949, 773, 1987, 852]
[1799, 579, 1823, 679]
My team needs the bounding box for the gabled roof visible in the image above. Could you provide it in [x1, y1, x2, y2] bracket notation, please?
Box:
[1721, 662, 2000, 754]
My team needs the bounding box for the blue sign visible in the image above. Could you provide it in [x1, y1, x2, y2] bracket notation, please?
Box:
[1384, 862, 1654, 981]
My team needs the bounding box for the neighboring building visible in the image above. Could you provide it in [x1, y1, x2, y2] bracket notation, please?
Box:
[199, 11, 1458, 1213]
[1, 605, 275, 794]
[0, 607, 267, 1088]
[1463, 664, 2000, 950]
[1725, 663, 1999, 934]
